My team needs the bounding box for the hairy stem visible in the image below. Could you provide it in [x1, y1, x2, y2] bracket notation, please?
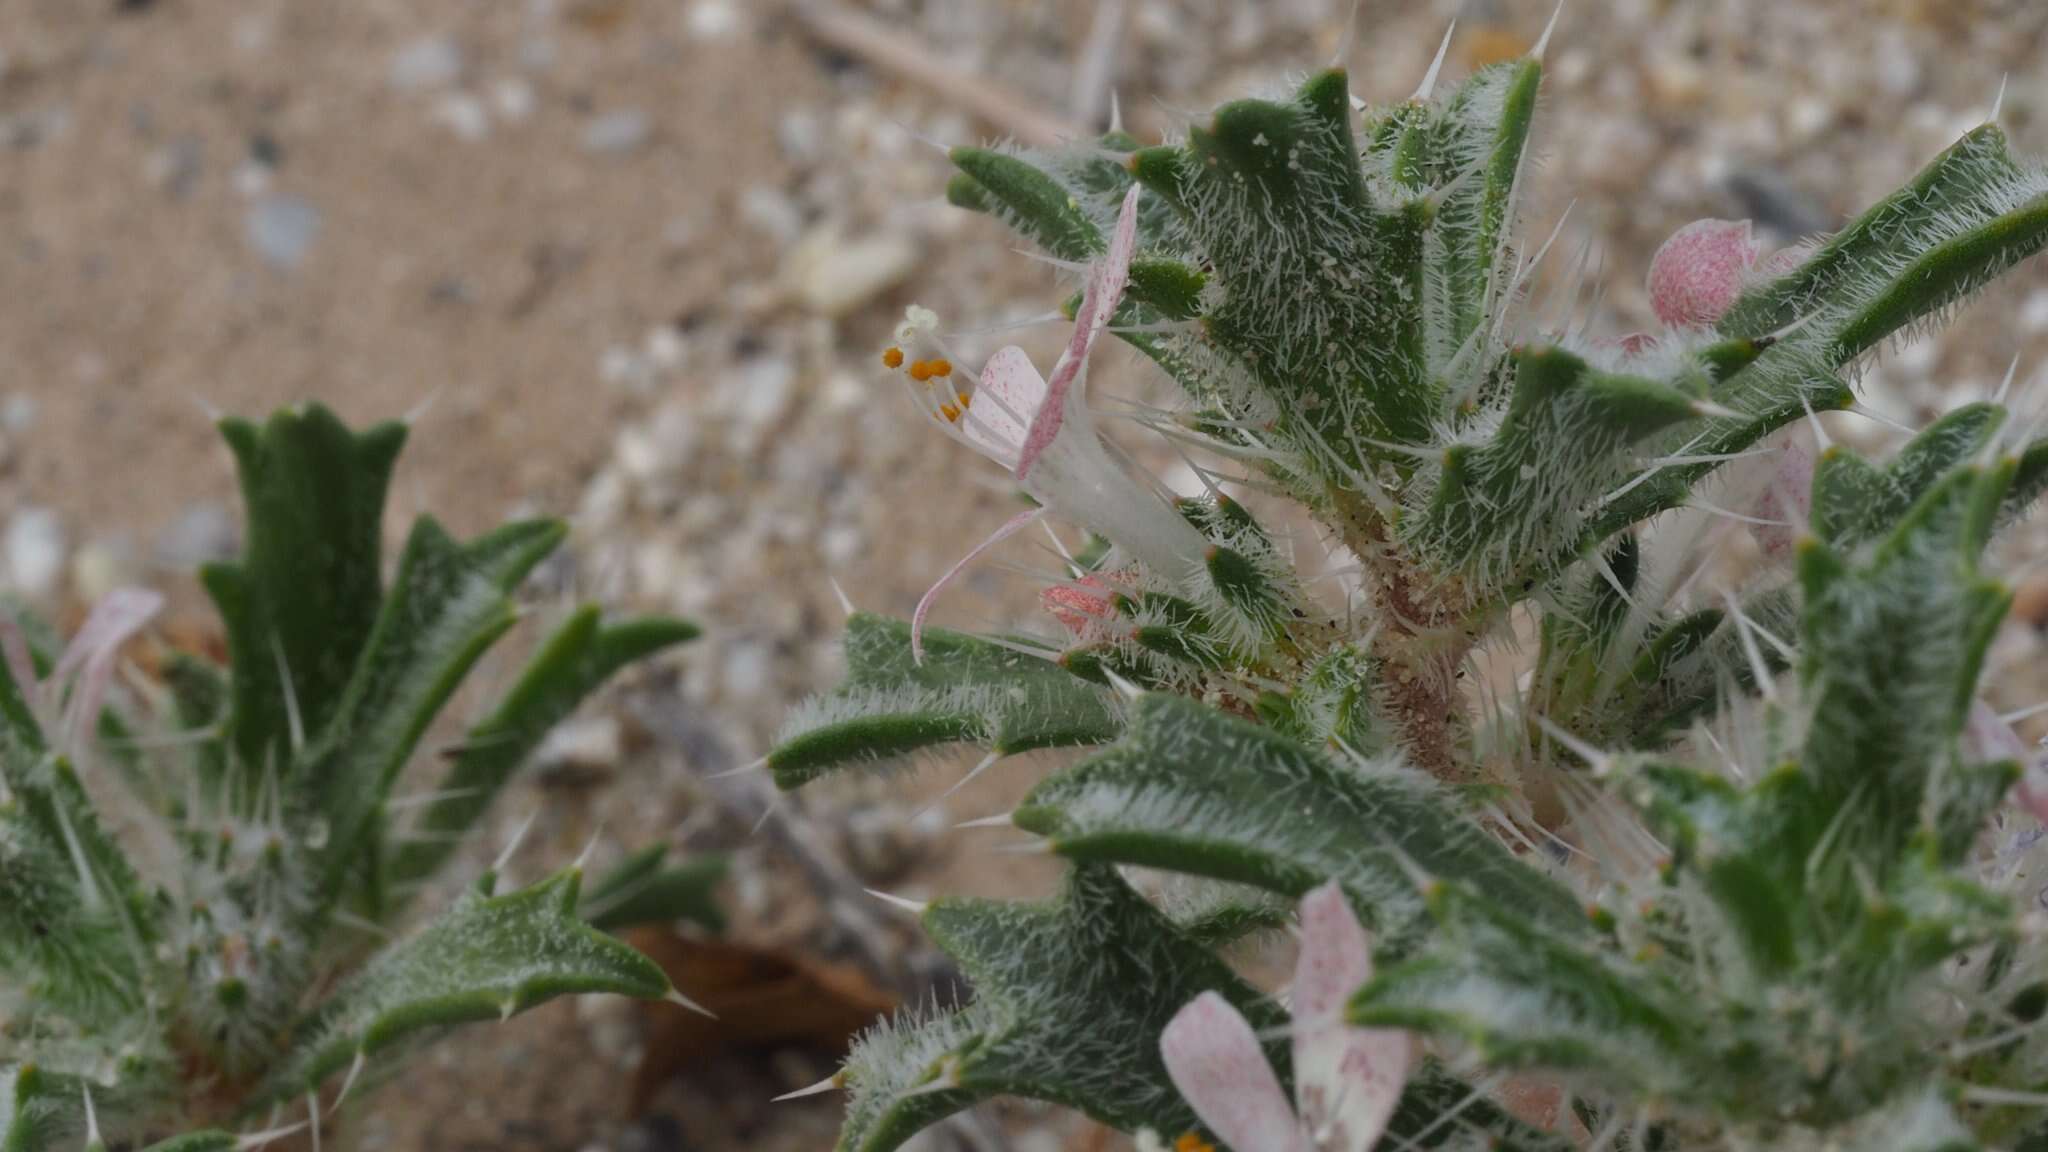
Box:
[1329, 486, 1477, 784]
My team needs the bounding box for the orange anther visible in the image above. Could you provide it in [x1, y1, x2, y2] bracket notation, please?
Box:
[930, 358, 953, 377]
[957, 391, 972, 409]
[1175, 1135, 1216, 1152]
[940, 401, 962, 422]
[882, 346, 904, 369]
[909, 360, 935, 382]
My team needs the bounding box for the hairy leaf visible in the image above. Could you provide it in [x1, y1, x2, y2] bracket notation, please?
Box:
[386, 608, 697, 893]
[836, 864, 1282, 1152]
[1016, 694, 1584, 950]
[770, 613, 1119, 789]
[257, 868, 670, 1103]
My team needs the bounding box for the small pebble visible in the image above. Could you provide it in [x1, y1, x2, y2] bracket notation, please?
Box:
[583, 109, 651, 155]
[433, 93, 492, 141]
[535, 714, 624, 777]
[684, 0, 740, 42]
[246, 193, 322, 270]
[389, 36, 464, 91]
[787, 228, 920, 318]
[71, 535, 140, 604]
[0, 394, 35, 433]
[492, 78, 537, 122]
[155, 501, 238, 569]
[738, 186, 804, 247]
[6, 507, 65, 600]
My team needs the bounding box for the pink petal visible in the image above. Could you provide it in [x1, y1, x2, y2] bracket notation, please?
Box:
[962, 346, 1047, 468]
[1966, 699, 2030, 763]
[52, 587, 164, 763]
[1291, 882, 1372, 1026]
[1018, 184, 1143, 480]
[1750, 437, 1814, 559]
[1291, 883, 1411, 1151]
[910, 508, 1046, 664]
[1646, 219, 1759, 329]
[1161, 992, 1310, 1152]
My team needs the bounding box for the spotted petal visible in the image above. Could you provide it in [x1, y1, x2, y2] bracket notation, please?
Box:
[962, 345, 1048, 470]
[1290, 882, 1411, 1152]
[1162, 991, 1310, 1152]
[1019, 184, 1143, 479]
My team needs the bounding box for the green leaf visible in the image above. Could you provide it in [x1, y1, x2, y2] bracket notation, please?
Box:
[1351, 883, 1712, 1104]
[0, 763, 153, 1031]
[1723, 126, 2048, 358]
[311, 517, 565, 886]
[203, 405, 407, 777]
[578, 846, 726, 934]
[836, 864, 1282, 1152]
[1256, 643, 1386, 756]
[0, 1063, 73, 1152]
[948, 147, 1103, 262]
[1134, 69, 1438, 473]
[1015, 694, 1584, 950]
[1406, 346, 1702, 591]
[1388, 1061, 1577, 1151]
[385, 608, 698, 892]
[256, 868, 670, 1104]
[769, 613, 1119, 789]
[1813, 403, 2006, 548]
[1797, 462, 2012, 878]
[161, 654, 229, 806]
[1599, 124, 2048, 544]
[1383, 60, 1543, 374]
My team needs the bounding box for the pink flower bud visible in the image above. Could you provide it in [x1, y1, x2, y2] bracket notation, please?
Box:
[1646, 219, 1761, 329]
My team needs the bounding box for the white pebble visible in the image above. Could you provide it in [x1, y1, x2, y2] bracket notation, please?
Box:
[583, 109, 651, 155]
[739, 186, 803, 247]
[6, 507, 65, 599]
[684, 0, 740, 41]
[0, 393, 36, 432]
[787, 229, 920, 318]
[722, 642, 771, 699]
[2021, 290, 2048, 334]
[72, 535, 139, 605]
[246, 193, 322, 270]
[492, 78, 537, 123]
[433, 93, 491, 141]
[389, 36, 464, 92]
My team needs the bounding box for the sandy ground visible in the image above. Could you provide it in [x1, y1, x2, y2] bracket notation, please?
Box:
[12, 0, 2048, 1149]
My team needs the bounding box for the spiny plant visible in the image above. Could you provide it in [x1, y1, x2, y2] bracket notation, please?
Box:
[770, 21, 2048, 1152]
[0, 404, 723, 1150]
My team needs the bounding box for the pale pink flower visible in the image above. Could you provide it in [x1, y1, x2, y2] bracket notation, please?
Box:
[0, 587, 163, 770]
[884, 184, 1212, 660]
[1160, 882, 1413, 1152]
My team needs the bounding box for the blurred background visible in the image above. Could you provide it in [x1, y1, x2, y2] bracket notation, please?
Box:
[6, 0, 2048, 1148]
